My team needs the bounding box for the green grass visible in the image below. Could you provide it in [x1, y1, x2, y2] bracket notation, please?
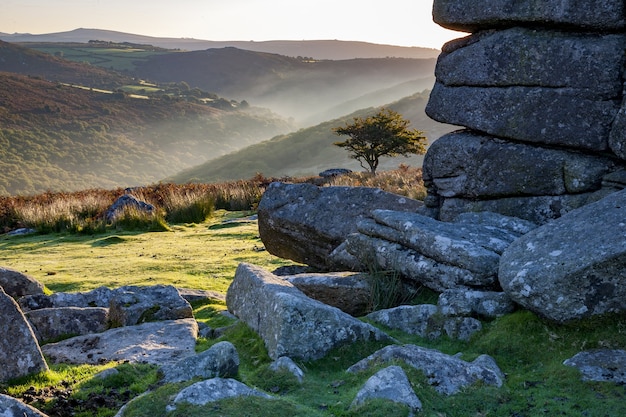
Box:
[2, 210, 626, 416]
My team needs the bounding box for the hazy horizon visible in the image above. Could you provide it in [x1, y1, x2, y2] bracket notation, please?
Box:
[1, 0, 462, 49]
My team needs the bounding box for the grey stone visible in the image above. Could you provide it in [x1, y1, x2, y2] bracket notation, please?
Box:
[435, 29, 625, 99]
[105, 194, 154, 222]
[108, 285, 193, 327]
[499, 189, 626, 322]
[351, 366, 422, 413]
[423, 131, 618, 199]
[442, 316, 483, 342]
[283, 272, 372, 316]
[25, 306, 109, 342]
[563, 349, 626, 383]
[177, 288, 226, 303]
[160, 341, 239, 383]
[0, 267, 45, 299]
[437, 190, 612, 225]
[609, 98, 626, 160]
[19, 286, 114, 311]
[0, 394, 49, 417]
[426, 83, 619, 152]
[41, 318, 198, 365]
[167, 378, 272, 412]
[269, 356, 305, 383]
[0, 287, 48, 382]
[257, 182, 423, 270]
[366, 305, 439, 338]
[344, 233, 493, 291]
[432, 0, 626, 31]
[438, 289, 516, 319]
[347, 344, 504, 395]
[451, 211, 538, 235]
[226, 263, 390, 360]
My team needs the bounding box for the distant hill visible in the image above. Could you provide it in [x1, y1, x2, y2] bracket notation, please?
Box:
[130, 47, 437, 123]
[0, 72, 293, 195]
[0, 40, 131, 88]
[166, 91, 457, 184]
[0, 28, 441, 59]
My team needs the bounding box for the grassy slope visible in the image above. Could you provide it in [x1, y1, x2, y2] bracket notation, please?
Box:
[167, 90, 457, 183]
[1, 211, 625, 416]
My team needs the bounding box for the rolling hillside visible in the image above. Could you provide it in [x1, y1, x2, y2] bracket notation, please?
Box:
[0, 72, 293, 195]
[166, 91, 456, 184]
[0, 28, 441, 59]
[131, 47, 437, 122]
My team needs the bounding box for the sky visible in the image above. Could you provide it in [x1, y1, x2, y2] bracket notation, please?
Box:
[1, 0, 463, 49]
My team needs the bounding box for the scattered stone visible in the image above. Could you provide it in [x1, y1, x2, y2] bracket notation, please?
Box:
[441, 316, 483, 342]
[319, 168, 352, 178]
[105, 194, 155, 222]
[25, 306, 109, 343]
[438, 289, 516, 319]
[19, 286, 114, 311]
[108, 285, 193, 327]
[283, 272, 372, 316]
[166, 378, 272, 412]
[6, 228, 36, 236]
[351, 366, 422, 414]
[563, 349, 626, 384]
[257, 182, 423, 270]
[269, 357, 305, 383]
[160, 341, 239, 383]
[42, 318, 198, 366]
[93, 368, 120, 380]
[0, 287, 48, 382]
[0, 267, 45, 299]
[226, 263, 391, 360]
[347, 344, 504, 395]
[366, 305, 439, 338]
[177, 288, 226, 303]
[0, 394, 49, 417]
[499, 189, 626, 322]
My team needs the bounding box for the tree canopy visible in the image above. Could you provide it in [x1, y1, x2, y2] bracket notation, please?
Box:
[332, 108, 427, 175]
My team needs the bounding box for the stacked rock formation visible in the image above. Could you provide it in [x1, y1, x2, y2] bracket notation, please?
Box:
[424, 0, 626, 224]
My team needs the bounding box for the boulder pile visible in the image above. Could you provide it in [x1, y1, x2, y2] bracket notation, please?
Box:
[424, 0, 626, 224]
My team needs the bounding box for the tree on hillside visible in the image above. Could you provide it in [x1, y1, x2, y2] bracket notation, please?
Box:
[332, 108, 427, 175]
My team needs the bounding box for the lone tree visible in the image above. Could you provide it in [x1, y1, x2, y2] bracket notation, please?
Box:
[332, 108, 427, 175]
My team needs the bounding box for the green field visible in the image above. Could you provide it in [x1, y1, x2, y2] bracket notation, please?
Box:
[2, 210, 625, 417]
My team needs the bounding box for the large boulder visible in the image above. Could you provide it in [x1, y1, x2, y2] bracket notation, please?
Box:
[226, 263, 390, 360]
[0, 287, 48, 382]
[499, 189, 626, 322]
[108, 285, 193, 327]
[347, 344, 504, 395]
[41, 318, 198, 365]
[423, 131, 618, 199]
[166, 378, 272, 412]
[609, 96, 626, 160]
[432, 0, 626, 32]
[0, 267, 45, 299]
[426, 83, 619, 152]
[19, 286, 114, 311]
[563, 349, 626, 383]
[25, 307, 109, 343]
[257, 182, 423, 270]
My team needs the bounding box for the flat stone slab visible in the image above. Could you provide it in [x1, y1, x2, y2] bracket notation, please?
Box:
[41, 318, 198, 366]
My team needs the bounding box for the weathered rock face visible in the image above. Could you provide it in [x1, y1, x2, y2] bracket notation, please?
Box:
[425, 0, 626, 224]
[499, 189, 626, 322]
[25, 307, 109, 343]
[226, 263, 390, 360]
[108, 285, 193, 327]
[0, 394, 49, 417]
[42, 318, 198, 366]
[257, 182, 423, 270]
[433, 0, 626, 32]
[0, 288, 48, 382]
[0, 267, 45, 299]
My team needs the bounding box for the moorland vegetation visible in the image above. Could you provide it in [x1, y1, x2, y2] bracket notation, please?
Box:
[1, 169, 625, 417]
